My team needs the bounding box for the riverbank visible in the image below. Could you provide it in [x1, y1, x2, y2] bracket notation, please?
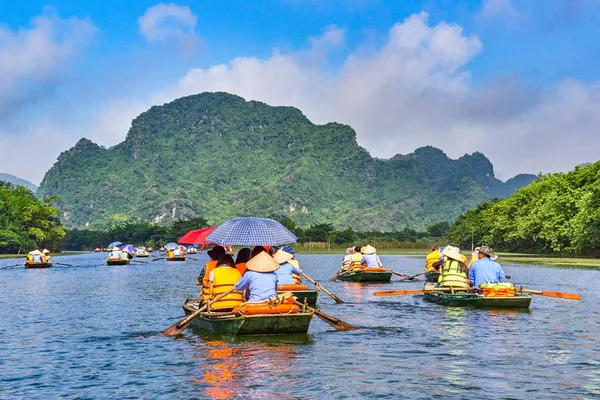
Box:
[0, 252, 86, 259]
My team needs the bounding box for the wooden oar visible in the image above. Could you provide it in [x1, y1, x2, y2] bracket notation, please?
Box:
[131, 260, 149, 264]
[53, 262, 73, 267]
[293, 300, 356, 331]
[374, 287, 474, 296]
[300, 272, 344, 304]
[329, 274, 339, 282]
[187, 257, 201, 261]
[398, 270, 427, 282]
[100, 258, 108, 266]
[162, 288, 235, 336]
[521, 288, 581, 301]
[152, 258, 165, 261]
[387, 269, 419, 280]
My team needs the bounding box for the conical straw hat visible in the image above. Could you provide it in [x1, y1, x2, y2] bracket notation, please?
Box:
[442, 245, 463, 262]
[273, 249, 293, 264]
[246, 251, 280, 272]
[42, 249, 50, 254]
[112, 246, 121, 251]
[361, 244, 376, 254]
[28, 250, 42, 255]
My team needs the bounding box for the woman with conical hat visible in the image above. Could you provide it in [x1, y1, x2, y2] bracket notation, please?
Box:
[438, 245, 468, 288]
[273, 249, 302, 285]
[360, 245, 383, 268]
[108, 246, 122, 259]
[234, 251, 279, 302]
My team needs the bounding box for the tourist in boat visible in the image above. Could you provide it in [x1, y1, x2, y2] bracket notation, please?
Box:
[235, 247, 251, 275]
[273, 249, 302, 285]
[350, 246, 362, 267]
[425, 245, 440, 271]
[360, 245, 383, 268]
[42, 249, 51, 262]
[251, 245, 268, 258]
[342, 247, 353, 267]
[197, 245, 226, 286]
[109, 247, 122, 259]
[234, 251, 279, 302]
[281, 245, 302, 283]
[437, 245, 469, 288]
[468, 246, 507, 288]
[202, 254, 243, 311]
[28, 250, 43, 262]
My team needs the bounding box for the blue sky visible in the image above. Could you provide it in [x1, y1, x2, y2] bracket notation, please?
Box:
[1, 0, 599, 183]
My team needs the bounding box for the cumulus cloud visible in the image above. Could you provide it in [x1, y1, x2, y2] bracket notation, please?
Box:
[0, 13, 97, 119]
[84, 98, 148, 146]
[154, 11, 599, 179]
[138, 3, 197, 42]
[478, 0, 520, 21]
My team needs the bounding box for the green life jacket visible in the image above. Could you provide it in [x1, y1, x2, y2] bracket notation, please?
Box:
[438, 257, 468, 287]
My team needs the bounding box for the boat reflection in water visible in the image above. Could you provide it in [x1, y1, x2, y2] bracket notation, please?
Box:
[190, 336, 309, 399]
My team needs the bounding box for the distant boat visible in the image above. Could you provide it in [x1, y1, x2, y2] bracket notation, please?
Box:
[25, 261, 53, 268]
[94, 248, 101, 252]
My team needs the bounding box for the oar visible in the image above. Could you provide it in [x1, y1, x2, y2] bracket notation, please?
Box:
[2, 263, 23, 269]
[387, 269, 419, 280]
[329, 274, 339, 282]
[374, 288, 474, 296]
[53, 262, 73, 267]
[521, 288, 581, 301]
[293, 300, 356, 331]
[131, 260, 149, 264]
[152, 258, 165, 261]
[100, 258, 108, 266]
[300, 272, 344, 304]
[162, 288, 236, 336]
[398, 270, 427, 282]
[187, 257, 201, 261]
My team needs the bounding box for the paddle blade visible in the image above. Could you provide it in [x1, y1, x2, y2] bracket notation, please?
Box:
[374, 289, 425, 296]
[540, 291, 581, 300]
[162, 318, 193, 336]
[314, 310, 356, 331]
[329, 276, 338, 282]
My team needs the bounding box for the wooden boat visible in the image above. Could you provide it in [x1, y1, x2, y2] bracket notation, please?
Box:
[167, 256, 186, 261]
[94, 248, 101, 252]
[186, 248, 198, 254]
[147, 247, 154, 252]
[182, 299, 313, 335]
[424, 270, 440, 282]
[423, 291, 532, 309]
[278, 289, 318, 306]
[136, 253, 149, 258]
[24, 261, 53, 268]
[106, 258, 130, 266]
[337, 267, 392, 283]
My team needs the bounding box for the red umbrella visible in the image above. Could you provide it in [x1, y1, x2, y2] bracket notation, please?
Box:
[178, 226, 217, 250]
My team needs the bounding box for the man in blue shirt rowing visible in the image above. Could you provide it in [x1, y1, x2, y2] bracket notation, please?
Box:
[468, 245, 507, 288]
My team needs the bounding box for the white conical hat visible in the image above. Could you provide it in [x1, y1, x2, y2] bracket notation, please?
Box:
[361, 244, 376, 254]
[42, 249, 50, 254]
[442, 245, 463, 262]
[273, 249, 293, 264]
[112, 246, 121, 251]
[246, 251, 280, 273]
[28, 250, 42, 255]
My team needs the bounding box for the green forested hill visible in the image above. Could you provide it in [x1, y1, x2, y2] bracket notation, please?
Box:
[0, 173, 38, 192]
[447, 161, 600, 255]
[38, 92, 536, 230]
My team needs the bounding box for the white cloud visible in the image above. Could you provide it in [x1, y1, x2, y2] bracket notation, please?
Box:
[138, 3, 197, 42]
[153, 12, 599, 179]
[0, 13, 97, 117]
[83, 99, 148, 147]
[478, 0, 520, 22]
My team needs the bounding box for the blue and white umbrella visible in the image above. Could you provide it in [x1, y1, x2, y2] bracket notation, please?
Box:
[119, 244, 136, 253]
[164, 242, 179, 250]
[107, 241, 123, 249]
[206, 217, 297, 246]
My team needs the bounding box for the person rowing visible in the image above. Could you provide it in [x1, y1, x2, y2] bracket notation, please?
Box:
[273, 249, 302, 285]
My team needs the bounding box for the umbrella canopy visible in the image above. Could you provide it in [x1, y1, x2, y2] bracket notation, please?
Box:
[107, 241, 123, 249]
[206, 217, 297, 246]
[119, 244, 136, 253]
[178, 226, 217, 245]
[164, 242, 179, 250]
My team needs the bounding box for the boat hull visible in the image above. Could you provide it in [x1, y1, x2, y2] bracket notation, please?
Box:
[106, 259, 130, 266]
[25, 261, 52, 268]
[182, 301, 313, 335]
[278, 289, 318, 306]
[168, 256, 186, 261]
[423, 292, 532, 308]
[136, 254, 149, 258]
[338, 271, 392, 283]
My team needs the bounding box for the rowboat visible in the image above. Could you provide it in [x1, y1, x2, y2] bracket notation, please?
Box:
[24, 261, 52, 268]
[278, 289, 318, 306]
[182, 299, 314, 335]
[423, 291, 532, 308]
[424, 270, 440, 282]
[136, 253, 149, 258]
[106, 258, 130, 266]
[337, 268, 392, 283]
[167, 256, 186, 261]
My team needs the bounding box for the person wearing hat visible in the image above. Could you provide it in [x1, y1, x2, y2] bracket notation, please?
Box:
[281, 245, 302, 284]
[273, 249, 302, 285]
[28, 250, 43, 262]
[202, 254, 244, 311]
[425, 245, 440, 271]
[197, 245, 226, 287]
[468, 246, 507, 288]
[438, 245, 469, 288]
[108, 247, 122, 260]
[235, 247, 251, 275]
[360, 245, 383, 268]
[234, 252, 280, 302]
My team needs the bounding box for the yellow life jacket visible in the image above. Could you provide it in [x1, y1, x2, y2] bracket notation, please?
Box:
[205, 267, 243, 310]
[425, 250, 440, 271]
[350, 252, 363, 267]
[201, 260, 219, 297]
[438, 257, 468, 287]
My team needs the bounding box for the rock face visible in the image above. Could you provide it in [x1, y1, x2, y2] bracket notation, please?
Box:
[37, 92, 536, 230]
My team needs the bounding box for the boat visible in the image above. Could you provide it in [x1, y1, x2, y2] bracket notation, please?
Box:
[186, 247, 198, 254]
[24, 261, 52, 268]
[424, 270, 440, 282]
[135, 248, 149, 257]
[182, 299, 313, 335]
[106, 258, 130, 266]
[423, 290, 532, 309]
[167, 256, 186, 261]
[277, 288, 319, 306]
[337, 267, 392, 283]
[94, 248, 101, 252]
[147, 247, 154, 252]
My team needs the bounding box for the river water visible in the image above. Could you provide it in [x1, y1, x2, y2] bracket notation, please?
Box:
[0, 252, 598, 399]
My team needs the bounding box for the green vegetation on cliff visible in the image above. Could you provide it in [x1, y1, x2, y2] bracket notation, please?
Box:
[0, 181, 65, 253]
[38, 92, 535, 231]
[447, 161, 600, 255]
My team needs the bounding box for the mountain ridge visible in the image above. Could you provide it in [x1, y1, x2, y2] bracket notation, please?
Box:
[0, 173, 38, 192]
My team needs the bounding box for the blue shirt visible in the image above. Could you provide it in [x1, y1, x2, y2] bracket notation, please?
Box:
[468, 258, 507, 288]
[274, 262, 301, 284]
[361, 254, 382, 267]
[234, 270, 278, 302]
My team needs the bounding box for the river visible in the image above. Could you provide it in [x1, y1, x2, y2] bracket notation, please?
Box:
[0, 252, 598, 399]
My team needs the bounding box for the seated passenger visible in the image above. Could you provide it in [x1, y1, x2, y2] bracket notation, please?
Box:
[32, 251, 43, 262]
[468, 246, 507, 288]
[425, 246, 440, 271]
[350, 246, 363, 268]
[281, 245, 301, 283]
[438, 245, 469, 288]
[234, 252, 279, 302]
[203, 254, 243, 311]
[109, 247, 122, 259]
[273, 250, 302, 285]
[360, 245, 383, 268]
[235, 247, 251, 276]
[197, 245, 226, 288]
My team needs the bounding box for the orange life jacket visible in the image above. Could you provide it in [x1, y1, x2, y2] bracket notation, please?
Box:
[204, 267, 243, 311]
[235, 262, 247, 276]
[201, 260, 219, 296]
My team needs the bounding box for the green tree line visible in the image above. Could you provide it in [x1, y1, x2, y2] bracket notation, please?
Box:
[0, 182, 66, 253]
[446, 161, 600, 255]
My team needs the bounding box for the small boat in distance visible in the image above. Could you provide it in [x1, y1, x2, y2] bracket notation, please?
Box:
[337, 267, 392, 283]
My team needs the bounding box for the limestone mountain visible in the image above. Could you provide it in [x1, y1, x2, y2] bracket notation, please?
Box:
[0, 173, 38, 192]
[37, 92, 536, 230]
